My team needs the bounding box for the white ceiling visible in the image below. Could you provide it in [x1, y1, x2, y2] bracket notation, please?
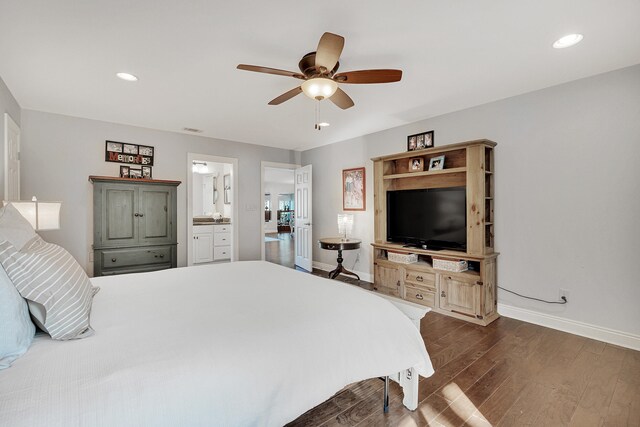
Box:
[1, 1, 639, 151]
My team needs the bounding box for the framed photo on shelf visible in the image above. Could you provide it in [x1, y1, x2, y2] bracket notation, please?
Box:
[129, 167, 142, 179]
[142, 166, 152, 179]
[409, 157, 424, 171]
[119, 165, 130, 178]
[428, 155, 445, 171]
[407, 131, 434, 151]
[342, 167, 366, 211]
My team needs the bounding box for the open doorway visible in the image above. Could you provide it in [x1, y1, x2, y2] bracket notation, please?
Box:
[261, 162, 298, 268]
[187, 153, 239, 266]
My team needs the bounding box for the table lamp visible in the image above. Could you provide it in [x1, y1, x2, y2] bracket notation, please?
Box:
[5, 197, 62, 230]
[337, 213, 354, 241]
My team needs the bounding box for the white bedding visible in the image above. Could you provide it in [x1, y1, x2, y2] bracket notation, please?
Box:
[0, 261, 433, 426]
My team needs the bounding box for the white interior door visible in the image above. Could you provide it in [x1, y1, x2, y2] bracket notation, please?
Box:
[294, 165, 312, 271]
[4, 113, 20, 201]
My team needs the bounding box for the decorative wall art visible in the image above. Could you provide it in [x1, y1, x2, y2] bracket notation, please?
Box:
[407, 131, 434, 151]
[342, 167, 366, 211]
[105, 141, 155, 165]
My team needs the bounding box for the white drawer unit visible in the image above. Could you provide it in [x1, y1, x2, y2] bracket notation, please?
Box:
[213, 224, 232, 261]
[214, 246, 230, 260]
[214, 232, 231, 247]
[214, 224, 232, 233]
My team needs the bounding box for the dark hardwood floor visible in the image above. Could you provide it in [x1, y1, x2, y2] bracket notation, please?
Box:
[286, 271, 640, 426]
[265, 232, 295, 269]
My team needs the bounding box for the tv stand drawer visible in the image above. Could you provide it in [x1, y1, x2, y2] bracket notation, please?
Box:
[405, 286, 435, 308]
[405, 270, 435, 290]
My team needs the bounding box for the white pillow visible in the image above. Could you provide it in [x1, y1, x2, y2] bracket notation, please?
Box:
[0, 237, 98, 340]
[0, 263, 35, 369]
[0, 204, 38, 251]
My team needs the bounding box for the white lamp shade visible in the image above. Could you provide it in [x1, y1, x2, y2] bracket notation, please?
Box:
[6, 200, 61, 230]
[301, 78, 338, 100]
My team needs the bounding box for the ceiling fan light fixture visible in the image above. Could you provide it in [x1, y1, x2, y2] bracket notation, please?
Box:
[301, 78, 338, 100]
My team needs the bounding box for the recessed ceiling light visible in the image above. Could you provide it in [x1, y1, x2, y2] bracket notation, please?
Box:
[553, 34, 583, 49]
[317, 122, 330, 127]
[116, 72, 139, 82]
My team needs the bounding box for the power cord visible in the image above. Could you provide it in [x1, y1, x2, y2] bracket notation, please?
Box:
[498, 286, 568, 305]
[351, 251, 360, 270]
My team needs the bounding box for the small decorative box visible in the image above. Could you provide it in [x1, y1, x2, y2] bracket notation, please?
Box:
[388, 251, 418, 264]
[433, 258, 468, 272]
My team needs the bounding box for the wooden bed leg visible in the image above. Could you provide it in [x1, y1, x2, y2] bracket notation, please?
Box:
[399, 367, 419, 410]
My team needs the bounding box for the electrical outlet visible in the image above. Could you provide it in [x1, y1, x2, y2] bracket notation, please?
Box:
[559, 288, 570, 302]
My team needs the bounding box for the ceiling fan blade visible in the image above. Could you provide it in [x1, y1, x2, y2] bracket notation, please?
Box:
[268, 86, 303, 105]
[329, 88, 354, 110]
[237, 64, 304, 79]
[334, 69, 403, 84]
[315, 32, 344, 73]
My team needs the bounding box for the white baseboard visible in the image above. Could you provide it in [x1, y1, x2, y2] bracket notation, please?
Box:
[312, 261, 373, 283]
[498, 303, 640, 351]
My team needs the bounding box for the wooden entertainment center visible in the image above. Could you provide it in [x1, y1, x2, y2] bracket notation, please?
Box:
[372, 139, 498, 326]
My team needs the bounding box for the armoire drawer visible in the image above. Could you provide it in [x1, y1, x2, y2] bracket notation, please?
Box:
[100, 247, 172, 268]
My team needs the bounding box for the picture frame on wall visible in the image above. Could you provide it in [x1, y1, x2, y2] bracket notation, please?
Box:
[142, 166, 152, 179]
[223, 174, 231, 204]
[107, 141, 123, 153]
[119, 165, 130, 178]
[123, 143, 138, 154]
[105, 140, 154, 166]
[342, 167, 366, 211]
[407, 131, 434, 151]
[428, 155, 445, 171]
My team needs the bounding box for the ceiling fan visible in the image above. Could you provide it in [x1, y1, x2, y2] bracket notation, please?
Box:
[237, 32, 402, 110]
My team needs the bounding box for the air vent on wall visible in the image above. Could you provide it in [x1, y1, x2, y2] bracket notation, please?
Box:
[183, 127, 203, 133]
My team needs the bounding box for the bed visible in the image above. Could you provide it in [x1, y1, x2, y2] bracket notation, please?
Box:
[0, 261, 434, 426]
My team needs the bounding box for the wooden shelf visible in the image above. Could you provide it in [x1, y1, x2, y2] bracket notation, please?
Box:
[89, 175, 181, 186]
[372, 139, 497, 162]
[372, 242, 498, 261]
[383, 167, 466, 180]
[375, 256, 481, 278]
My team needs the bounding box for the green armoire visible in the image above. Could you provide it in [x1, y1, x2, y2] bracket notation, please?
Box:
[90, 176, 180, 276]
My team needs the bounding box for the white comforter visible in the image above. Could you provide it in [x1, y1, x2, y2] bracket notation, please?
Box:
[0, 261, 433, 426]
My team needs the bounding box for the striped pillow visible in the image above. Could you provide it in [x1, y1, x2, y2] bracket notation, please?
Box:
[0, 237, 97, 340]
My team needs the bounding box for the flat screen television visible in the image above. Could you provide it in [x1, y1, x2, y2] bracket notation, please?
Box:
[386, 187, 467, 251]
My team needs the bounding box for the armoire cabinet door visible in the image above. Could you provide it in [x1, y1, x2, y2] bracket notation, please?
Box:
[138, 186, 174, 245]
[99, 184, 138, 246]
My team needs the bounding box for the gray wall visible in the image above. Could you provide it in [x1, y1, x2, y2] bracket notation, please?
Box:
[302, 64, 640, 337]
[0, 75, 22, 199]
[20, 110, 297, 271]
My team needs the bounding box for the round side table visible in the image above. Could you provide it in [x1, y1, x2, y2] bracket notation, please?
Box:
[318, 237, 362, 280]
